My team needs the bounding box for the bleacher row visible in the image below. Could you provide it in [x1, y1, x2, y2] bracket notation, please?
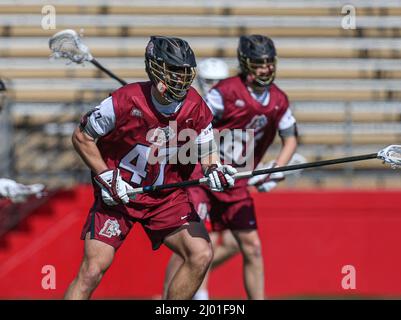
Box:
[1, 0, 401, 189]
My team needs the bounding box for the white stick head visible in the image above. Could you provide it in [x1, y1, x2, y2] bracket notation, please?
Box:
[49, 29, 93, 64]
[377, 145, 401, 169]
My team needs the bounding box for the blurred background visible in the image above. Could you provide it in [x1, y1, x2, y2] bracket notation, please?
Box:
[1, 0, 401, 299]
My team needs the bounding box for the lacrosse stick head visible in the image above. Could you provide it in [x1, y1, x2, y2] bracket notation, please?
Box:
[377, 145, 401, 169]
[49, 29, 93, 64]
[10, 184, 46, 203]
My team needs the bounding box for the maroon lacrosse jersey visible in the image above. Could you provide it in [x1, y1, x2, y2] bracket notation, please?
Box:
[195, 75, 290, 202]
[95, 81, 213, 217]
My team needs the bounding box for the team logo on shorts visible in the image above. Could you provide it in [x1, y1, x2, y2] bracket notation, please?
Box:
[99, 219, 122, 238]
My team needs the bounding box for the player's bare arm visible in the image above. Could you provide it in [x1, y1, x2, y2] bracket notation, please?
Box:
[72, 126, 108, 175]
[72, 108, 134, 206]
[200, 150, 220, 172]
[248, 133, 298, 193]
[275, 135, 298, 167]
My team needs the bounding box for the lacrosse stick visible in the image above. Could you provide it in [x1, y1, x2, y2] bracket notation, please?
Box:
[49, 29, 127, 86]
[0, 179, 46, 203]
[126, 145, 401, 195]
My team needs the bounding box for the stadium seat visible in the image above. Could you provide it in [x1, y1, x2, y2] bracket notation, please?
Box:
[1, 0, 400, 188]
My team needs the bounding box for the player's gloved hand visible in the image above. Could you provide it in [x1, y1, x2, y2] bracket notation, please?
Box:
[205, 163, 237, 192]
[94, 168, 134, 206]
[0, 178, 45, 203]
[248, 161, 285, 192]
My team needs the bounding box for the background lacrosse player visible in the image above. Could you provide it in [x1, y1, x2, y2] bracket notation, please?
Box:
[164, 57, 241, 300]
[166, 35, 298, 299]
[0, 79, 45, 203]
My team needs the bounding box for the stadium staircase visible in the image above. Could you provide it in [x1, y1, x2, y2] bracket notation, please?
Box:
[1, 0, 401, 189]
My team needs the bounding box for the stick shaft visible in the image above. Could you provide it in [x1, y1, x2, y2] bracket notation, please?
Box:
[139, 178, 208, 193]
[250, 153, 378, 176]
[128, 152, 378, 195]
[91, 59, 127, 86]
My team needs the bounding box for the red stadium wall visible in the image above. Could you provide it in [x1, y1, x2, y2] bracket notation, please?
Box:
[1, 185, 401, 299]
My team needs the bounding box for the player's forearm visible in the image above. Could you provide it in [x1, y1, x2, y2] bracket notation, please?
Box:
[200, 151, 220, 174]
[275, 135, 298, 167]
[72, 127, 108, 175]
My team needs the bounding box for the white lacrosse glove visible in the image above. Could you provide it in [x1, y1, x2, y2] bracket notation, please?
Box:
[248, 161, 285, 192]
[94, 168, 134, 206]
[0, 178, 45, 203]
[205, 163, 237, 192]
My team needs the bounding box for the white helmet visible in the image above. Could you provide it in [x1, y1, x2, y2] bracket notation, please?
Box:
[197, 58, 229, 95]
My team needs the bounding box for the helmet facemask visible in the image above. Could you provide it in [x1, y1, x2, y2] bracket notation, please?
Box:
[147, 58, 196, 102]
[240, 55, 277, 87]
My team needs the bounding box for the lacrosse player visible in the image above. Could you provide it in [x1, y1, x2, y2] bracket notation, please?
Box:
[65, 36, 237, 300]
[0, 79, 45, 203]
[174, 35, 298, 300]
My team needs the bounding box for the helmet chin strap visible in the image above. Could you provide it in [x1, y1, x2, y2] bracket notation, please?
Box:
[254, 78, 270, 87]
[246, 74, 255, 84]
[151, 82, 171, 104]
[246, 74, 270, 91]
[154, 81, 182, 104]
[157, 81, 167, 95]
